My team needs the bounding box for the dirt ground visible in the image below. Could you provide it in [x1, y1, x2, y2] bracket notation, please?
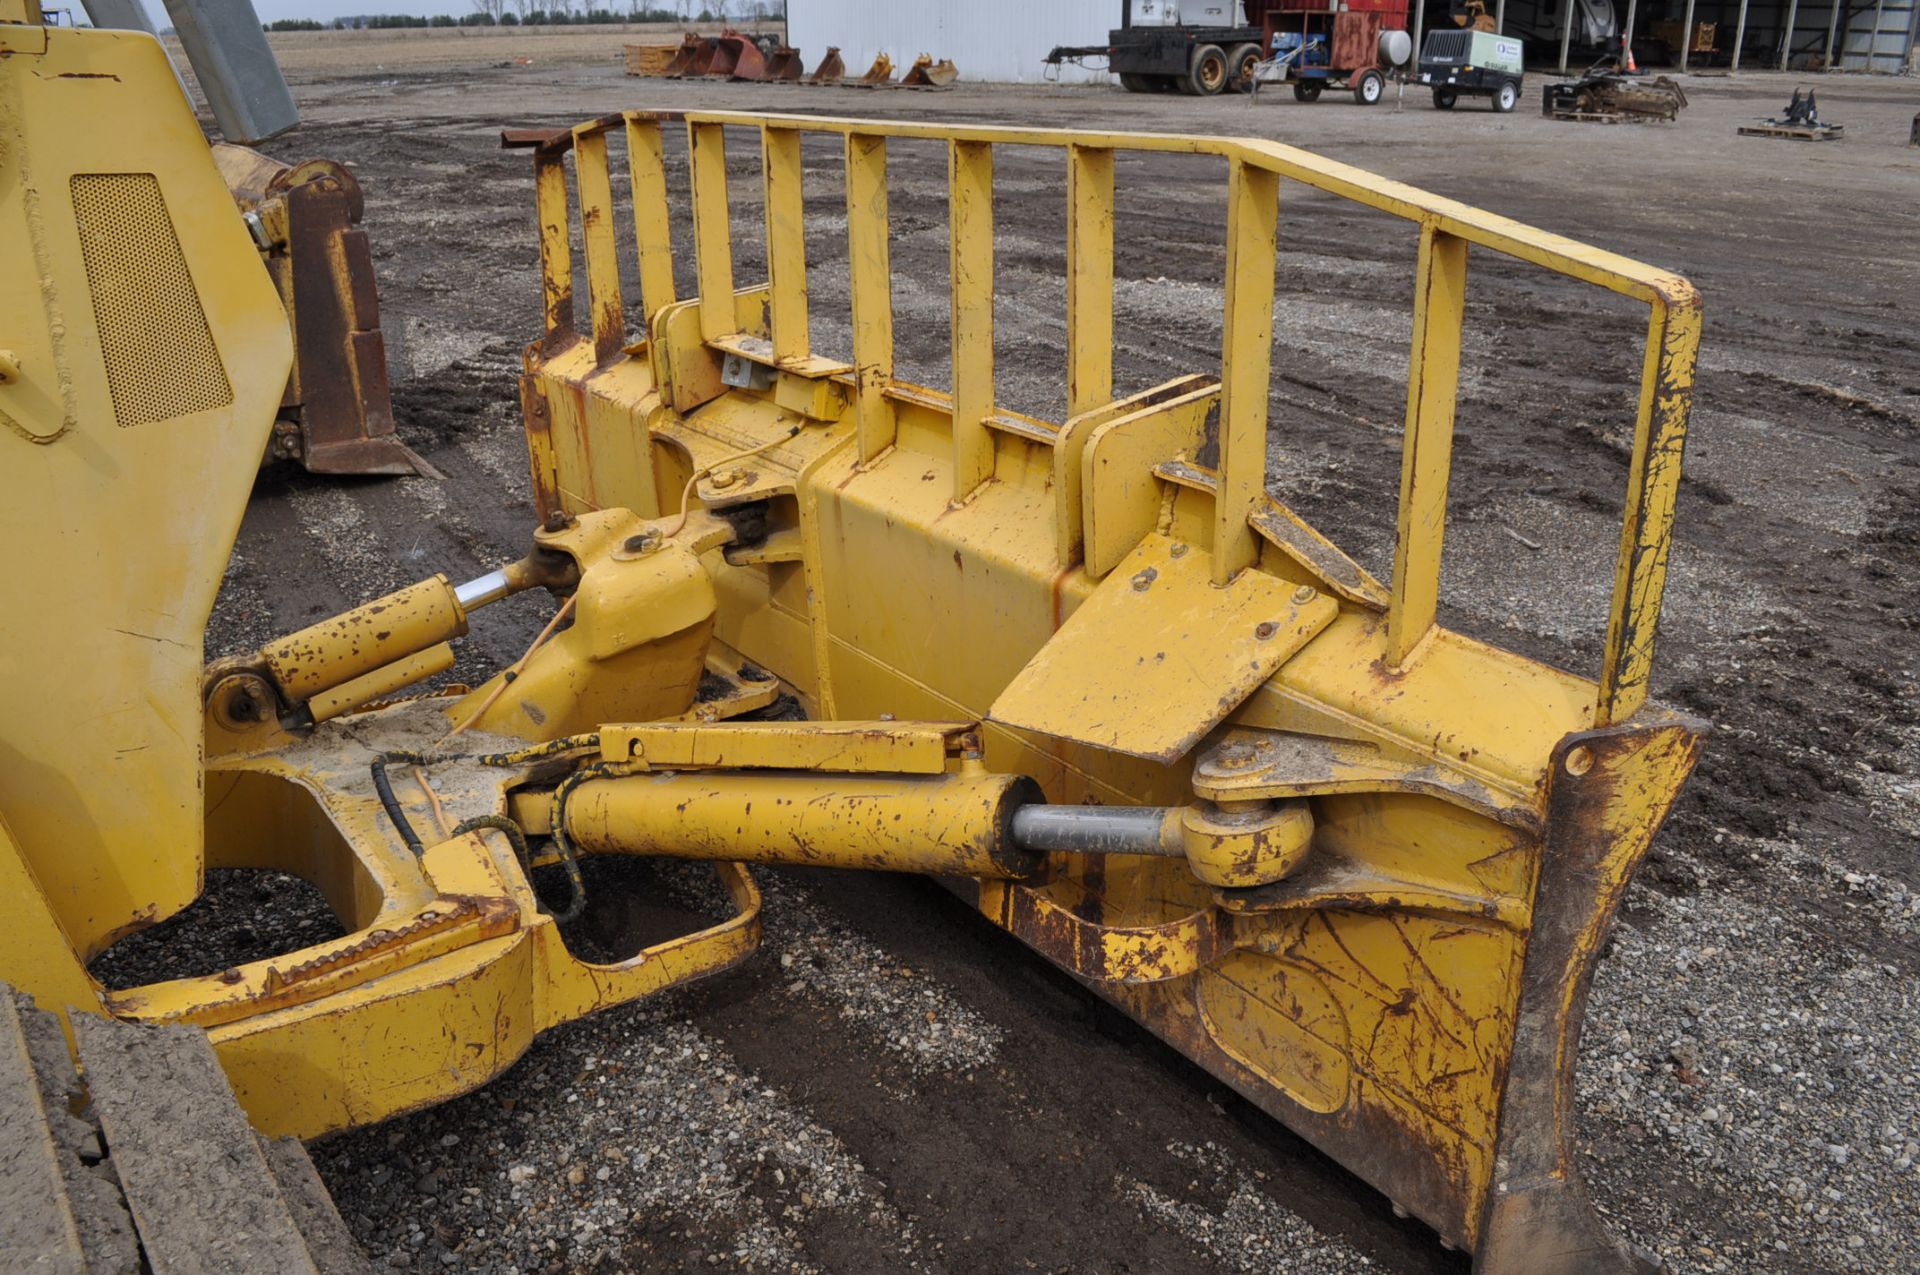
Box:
[140, 33, 1920, 1275]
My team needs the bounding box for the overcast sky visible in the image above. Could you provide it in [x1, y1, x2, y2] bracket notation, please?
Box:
[120, 0, 552, 23]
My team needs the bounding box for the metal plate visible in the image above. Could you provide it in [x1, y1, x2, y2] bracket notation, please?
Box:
[988, 536, 1336, 762]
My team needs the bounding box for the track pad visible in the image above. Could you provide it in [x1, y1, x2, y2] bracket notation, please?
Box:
[989, 536, 1336, 762]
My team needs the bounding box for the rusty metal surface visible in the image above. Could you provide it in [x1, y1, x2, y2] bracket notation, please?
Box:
[763, 45, 804, 81]
[1475, 718, 1703, 1273]
[805, 46, 845, 84]
[659, 33, 712, 79]
[713, 31, 771, 81]
[217, 145, 432, 478]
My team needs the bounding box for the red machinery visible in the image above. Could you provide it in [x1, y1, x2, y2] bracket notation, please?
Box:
[1252, 0, 1411, 105]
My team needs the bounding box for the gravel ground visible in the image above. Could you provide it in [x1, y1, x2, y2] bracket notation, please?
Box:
[91, 48, 1920, 1274]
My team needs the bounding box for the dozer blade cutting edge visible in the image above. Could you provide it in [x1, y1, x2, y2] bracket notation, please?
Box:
[0, 30, 1705, 1275]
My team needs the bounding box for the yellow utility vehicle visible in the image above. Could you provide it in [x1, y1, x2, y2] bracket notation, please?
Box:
[0, 10, 1702, 1272]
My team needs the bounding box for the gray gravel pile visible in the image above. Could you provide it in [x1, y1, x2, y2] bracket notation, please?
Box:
[754, 872, 1004, 1079]
[1577, 825, 1919, 1274]
[313, 997, 932, 1273]
[1116, 1141, 1376, 1273]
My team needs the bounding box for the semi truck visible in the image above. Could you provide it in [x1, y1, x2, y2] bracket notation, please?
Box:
[1046, 0, 1411, 105]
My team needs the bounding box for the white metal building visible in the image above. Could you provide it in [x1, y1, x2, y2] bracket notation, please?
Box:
[786, 0, 1122, 83]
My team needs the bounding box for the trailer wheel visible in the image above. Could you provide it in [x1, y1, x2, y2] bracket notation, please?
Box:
[1226, 42, 1262, 91]
[1353, 68, 1386, 105]
[1187, 44, 1229, 95]
[1493, 78, 1519, 112]
[1292, 79, 1323, 102]
[1433, 85, 1458, 109]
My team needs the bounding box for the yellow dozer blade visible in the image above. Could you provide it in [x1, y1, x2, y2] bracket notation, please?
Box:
[500, 110, 1705, 1272]
[0, 24, 1705, 1275]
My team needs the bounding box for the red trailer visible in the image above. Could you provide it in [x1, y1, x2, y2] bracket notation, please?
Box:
[1249, 0, 1411, 105]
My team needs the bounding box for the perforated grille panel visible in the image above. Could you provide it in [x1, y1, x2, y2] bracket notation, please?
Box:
[70, 173, 234, 428]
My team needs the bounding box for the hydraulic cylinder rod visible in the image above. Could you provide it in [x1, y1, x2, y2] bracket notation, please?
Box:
[257, 558, 540, 703]
[1008, 805, 1184, 857]
[561, 769, 1048, 879]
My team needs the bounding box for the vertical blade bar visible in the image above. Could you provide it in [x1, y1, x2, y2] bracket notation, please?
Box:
[533, 147, 575, 354]
[573, 124, 626, 364]
[1597, 291, 1700, 725]
[846, 132, 896, 462]
[1066, 144, 1115, 421]
[762, 125, 811, 364]
[689, 120, 736, 342]
[1213, 157, 1279, 585]
[1386, 224, 1468, 665]
[949, 138, 996, 500]
[625, 114, 678, 324]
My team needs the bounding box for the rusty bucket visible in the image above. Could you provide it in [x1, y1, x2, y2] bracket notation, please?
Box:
[764, 45, 805, 81]
[806, 46, 846, 85]
[710, 29, 771, 80]
[660, 33, 711, 79]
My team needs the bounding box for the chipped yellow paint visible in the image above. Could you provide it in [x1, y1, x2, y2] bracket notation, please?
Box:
[0, 64, 1707, 1275]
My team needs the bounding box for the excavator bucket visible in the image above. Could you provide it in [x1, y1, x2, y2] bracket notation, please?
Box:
[763, 44, 805, 81]
[1, 26, 1708, 1275]
[213, 145, 434, 477]
[898, 53, 959, 88]
[661, 33, 713, 78]
[855, 51, 895, 85]
[709, 28, 770, 80]
[505, 111, 1705, 1274]
[806, 45, 846, 84]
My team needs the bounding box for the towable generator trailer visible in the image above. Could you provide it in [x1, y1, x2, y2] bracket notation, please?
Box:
[1047, 0, 1267, 95]
[1418, 28, 1526, 111]
[1259, 0, 1411, 105]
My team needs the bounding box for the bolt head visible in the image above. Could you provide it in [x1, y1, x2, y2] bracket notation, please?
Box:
[1292, 584, 1318, 604]
[1254, 621, 1278, 640]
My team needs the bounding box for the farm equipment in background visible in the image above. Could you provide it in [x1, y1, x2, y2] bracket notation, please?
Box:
[763, 43, 805, 80]
[807, 46, 847, 83]
[1417, 28, 1525, 111]
[3, 18, 1707, 1275]
[633, 42, 931, 88]
[1738, 87, 1845, 140]
[899, 54, 960, 88]
[1049, 0, 1410, 103]
[1046, 0, 1274, 94]
[1449, 0, 1498, 30]
[1544, 60, 1689, 122]
[1253, 0, 1412, 106]
[214, 145, 433, 477]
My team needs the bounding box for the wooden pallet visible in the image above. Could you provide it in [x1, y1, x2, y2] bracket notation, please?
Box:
[0, 986, 368, 1273]
[1738, 122, 1844, 140]
[1549, 110, 1627, 124]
